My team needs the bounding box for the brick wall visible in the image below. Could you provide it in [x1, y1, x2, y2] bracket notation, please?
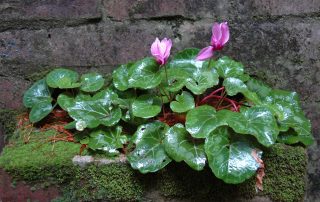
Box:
[0, 0, 319, 200]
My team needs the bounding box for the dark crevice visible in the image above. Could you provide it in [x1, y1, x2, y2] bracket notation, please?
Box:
[252, 11, 320, 23]
[0, 17, 103, 32]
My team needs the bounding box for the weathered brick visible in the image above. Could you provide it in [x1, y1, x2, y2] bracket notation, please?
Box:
[0, 0, 101, 30]
[0, 77, 30, 109]
[253, 0, 320, 16]
[0, 21, 174, 77]
[103, 0, 235, 21]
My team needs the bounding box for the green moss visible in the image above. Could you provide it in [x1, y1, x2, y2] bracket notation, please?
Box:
[26, 68, 54, 82]
[262, 143, 307, 202]
[0, 129, 79, 183]
[0, 109, 22, 140]
[157, 163, 255, 201]
[63, 164, 143, 201]
[0, 127, 307, 202]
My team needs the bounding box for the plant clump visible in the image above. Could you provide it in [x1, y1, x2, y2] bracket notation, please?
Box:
[18, 22, 314, 187]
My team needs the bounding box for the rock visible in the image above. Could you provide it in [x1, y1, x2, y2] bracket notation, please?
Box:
[0, 0, 101, 31]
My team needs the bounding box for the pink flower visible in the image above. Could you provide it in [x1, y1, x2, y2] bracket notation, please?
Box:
[151, 37, 172, 65]
[196, 22, 230, 61]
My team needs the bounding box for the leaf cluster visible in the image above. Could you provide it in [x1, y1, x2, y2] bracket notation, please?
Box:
[23, 48, 314, 184]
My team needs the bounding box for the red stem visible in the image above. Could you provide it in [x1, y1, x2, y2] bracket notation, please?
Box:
[199, 87, 225, 105]
[202, 95, 239, 112]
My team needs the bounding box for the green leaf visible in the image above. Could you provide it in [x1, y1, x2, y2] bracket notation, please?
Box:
[132, 95, 162, 118]
[170, 91, 195, 113]
[29, 102, 53, 122]
[205, 127, 261, 184]
[127, 122, 171, 173]
[113, 58, 161, 90]
[46, 68, 80, 89]
[88, 126, 127, 154]
[63, 89, 121, 128]
[112, 64, 130, 91]
[223, 77, 248, 96]
[167, 49, 219, 94]
[258, 89, 314, 146]
[80, 72, 105, 92]
[246, 78, 272, 98]
[214, 57, 246, 80]
[222, 106, 279, 147]
[160, 68, 189, 92]
[23, 79, 53, 122]
[57, 93, 74, 111]
[164, 124, 206, 171]
[23, 79, 52, 108]
[185, 105, 227, 138]
[185, 69, 219, 95]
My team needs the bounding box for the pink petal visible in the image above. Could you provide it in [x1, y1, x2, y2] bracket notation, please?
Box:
[196, 46, 214, 61]
[220, 22, 229, 45]
[211, 23, 222, 44]
[163, 38, 172, 58]
[151, 37, 160, 56]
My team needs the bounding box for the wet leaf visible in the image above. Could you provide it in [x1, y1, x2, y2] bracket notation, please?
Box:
[127, 122, 171, 173]
[205, 127, 261, 184]
[170, 91, 195, 113]
[80, 72, 105, 92]
[46, 68, 80, 89]
[164, 124, 206, 171]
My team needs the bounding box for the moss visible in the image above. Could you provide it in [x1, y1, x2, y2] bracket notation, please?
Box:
[157, 163, 255, 201]
[63, 164, 144, 201]
[0, 109, 22, 140]
[262, 143, 307, 202]
[0, 129, 79, 183]
[26, 68, 54, 82]
[0, 127, 307, 202]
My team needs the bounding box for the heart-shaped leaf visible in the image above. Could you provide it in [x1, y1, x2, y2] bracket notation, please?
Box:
[185, 105, 227, 138]
[132, 95, 162, 118]
[164, 124, 206, 171]
[220, 106, 279, 147]
[46, 68, 80, 89]
[23, 79, 53, 122]
[205, 127, 261, 184]
[167, 49, 219, 94]
[185, 69, 219, 95]
[214, 57, 247, 80]
[88, 126, 127, 154]
[80, 72, 105, 92]
[170, 91, 195, 113]
[160, 68, 189, 92]
[113, 58, 161, 90]
[127, 122, 171, 173]
[61, 89, 121, 128]
[29, 101, 53, 123]
[23, 79, 52, 108]
[223, 77, 248, 96]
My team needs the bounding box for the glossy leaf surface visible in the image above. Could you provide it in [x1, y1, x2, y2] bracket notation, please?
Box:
[113, 58, 161, 90]
[205, 127, 261, 184]
[23, 79, 53, 122]
[164, 124, 206, 171]
[127, 122, 171, 173]
[59, 90, 121, 128]
[185, 105, 226, 138]
[170, 91, 195, 113]
[132, 95, 162, 118]
[80, 72, 105, 92]
[88, 126, 127, 154]
[46, 68, 80, 89]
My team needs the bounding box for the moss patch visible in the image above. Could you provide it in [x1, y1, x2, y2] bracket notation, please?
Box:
[0, 109, 22, 140]
[0, 129, 79, 183]
[262, 143, 307, 202]
[0, 128, 307, 201]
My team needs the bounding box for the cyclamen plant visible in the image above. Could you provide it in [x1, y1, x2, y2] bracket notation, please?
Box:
[23, 22, 314, 186]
